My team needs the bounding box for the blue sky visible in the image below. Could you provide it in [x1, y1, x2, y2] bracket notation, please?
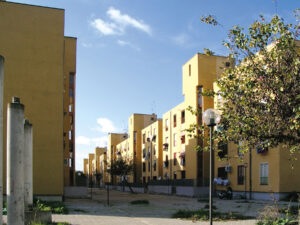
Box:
[13, 0, 299, 170]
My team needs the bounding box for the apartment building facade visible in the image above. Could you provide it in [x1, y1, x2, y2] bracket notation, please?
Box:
[160, 54, 232, 184]
[141, 119, 163, 182]
[0, 1, 76, 200]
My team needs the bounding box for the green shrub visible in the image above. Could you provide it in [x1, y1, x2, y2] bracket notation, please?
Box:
[256, 218, 297, 225]
[172, 209, 252, 221]
[34, 200, 68, 214]
[130, 200, 149, 205]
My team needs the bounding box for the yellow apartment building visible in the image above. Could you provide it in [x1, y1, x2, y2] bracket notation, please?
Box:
[128, 113, 158, 183]
[99, 152, 108, 185]
[0, 1, 76, 200]
[141, 119, 163, 183]
[160, 54, 231, 185]
[91, 147, 106, 185]
[162, 103, 186, 180]
[63, 37, 77, 187]
[88, 153, 95, 186]
[213, 42, 300, 200]
[107, 133, 128, 184]
[106, 114, 158, 184]
[116, 138, 132, 182]
[83, 159, 89, 176]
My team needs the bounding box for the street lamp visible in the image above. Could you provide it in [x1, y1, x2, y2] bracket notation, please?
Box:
[203, 108, 221, 225]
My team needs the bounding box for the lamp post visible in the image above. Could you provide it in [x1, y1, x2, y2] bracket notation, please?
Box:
[203, 108, 221, 225]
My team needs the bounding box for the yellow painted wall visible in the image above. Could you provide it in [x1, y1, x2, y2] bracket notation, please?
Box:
[162, 102, 186, 179]
[83, 159, 88, 175]
[181, 54, 231, 183]
[141, 119, 162, 182]
[0, 1, 76, 196]
[63, 36, 77, 187]
[107, 133, 128, 184]
[128, 113, 157, 183]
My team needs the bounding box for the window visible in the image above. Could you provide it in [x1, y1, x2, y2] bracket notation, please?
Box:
[174, 134, 177, 146]
[134, 131, 137, 143]
[69, 73, 74, 86]
[173, 114, 176, 127]
[69, 104, 72, 112]
[153, 145, 156, 155]
[197, 86, 203, 108]
[237, 165, 245, 185]
[148, 161, 150, 172]
[218, 141, 228, 158]
[69, 88, 73, 98]
[181, 135, 185, 144]
[217, 167, 227, 179]
[69, 130, 72, 140]
[165, 137, 169, 144]
[174, 172, 177, 180]
[181, 171, 186, 179]
[180, 156, 185, 166]
[143, 133, 145, 144]
[143, 148, 146, 158]
[153, 160, 157, 171]
[188, 64, 191, 76]
[143, 163, 146, 172]
[181, 110, 185, 123]
[225, 62, 230, 67]
[143, 177, 146, 183]
[260, 163, 268, 185]
[173, 153, 177, 165]
[165, 119, 169, 131]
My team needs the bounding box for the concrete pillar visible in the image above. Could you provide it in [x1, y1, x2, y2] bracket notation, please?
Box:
[0, 55, 4, 225]
[7, 97, 25, 225]
[24, 119, 33, 209]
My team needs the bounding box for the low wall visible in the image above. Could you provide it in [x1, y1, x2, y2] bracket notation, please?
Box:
[64, 186, 89, 198]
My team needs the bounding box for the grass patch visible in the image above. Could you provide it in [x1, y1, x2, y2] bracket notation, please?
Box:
[130, 200, 149, 205]
[197, 199, 209, 203]
[73, 209, 88, 213]
[172, 209, 253, 221]
[236, 200, 250, 203]
[204, 204, 217, 210]
[256, 218, 298, 225]
[34, 200, 69, 214]
[30, 223, 70, 225]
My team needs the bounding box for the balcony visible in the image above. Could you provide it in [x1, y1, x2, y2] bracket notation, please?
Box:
[163, 161, 169, 168]
[163, 143, 169, 151]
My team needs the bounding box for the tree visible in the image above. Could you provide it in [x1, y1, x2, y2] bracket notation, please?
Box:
[189, 12, 300, 155]
[106, 158, 135, 192]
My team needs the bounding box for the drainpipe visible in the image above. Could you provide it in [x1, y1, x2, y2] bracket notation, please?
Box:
[249, 148, 252, 200]
[0, 55, 4, 225]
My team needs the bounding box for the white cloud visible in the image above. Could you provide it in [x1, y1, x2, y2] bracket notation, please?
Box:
[107, 7, 151, 35]
[117, 40, 141, 51]
[90, 7, 151, 36]
[91, 18, 120, 35]
[91, 136, 108, 147]
[76, 136, 91, 145]
[96, 117, 117, 133]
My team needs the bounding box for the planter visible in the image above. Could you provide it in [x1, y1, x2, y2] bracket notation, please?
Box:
[25, 210, 52, 225]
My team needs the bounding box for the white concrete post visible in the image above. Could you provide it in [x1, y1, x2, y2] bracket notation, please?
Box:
[0, 55, 4, 225]
[7, 97, 25, 225]
[24, 119, 33, 209]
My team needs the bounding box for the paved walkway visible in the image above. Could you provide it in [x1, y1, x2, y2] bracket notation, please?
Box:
[4, 189, 295, 225]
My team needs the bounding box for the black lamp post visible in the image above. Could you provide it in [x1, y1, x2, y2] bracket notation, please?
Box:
[203, 108, 221, 225]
